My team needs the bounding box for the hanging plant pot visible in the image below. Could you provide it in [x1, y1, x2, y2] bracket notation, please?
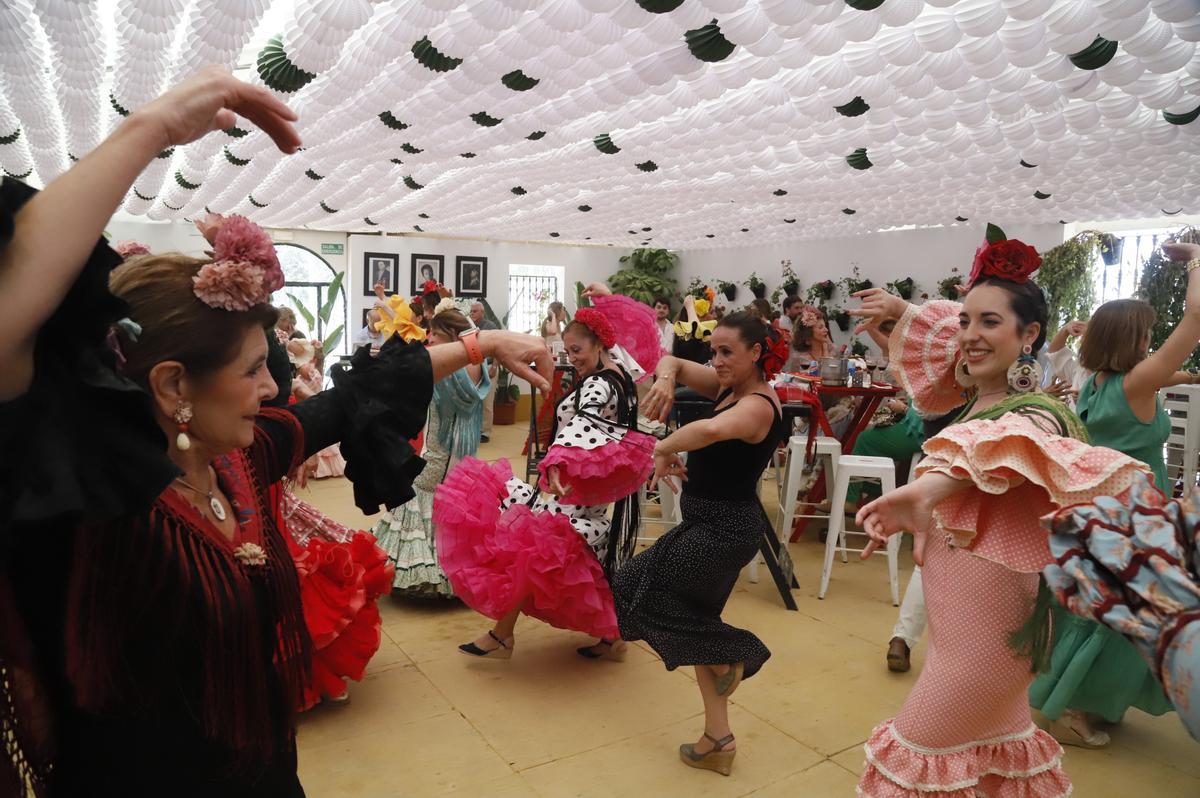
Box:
[892, 278, 915, 299]
[721, 284, 737, 301]
[938, 278, 963, 299]
[814, 280, 835, 301]
[782, 280, 800, 296]
[750, 282, 767, 299]
[1099, 233, 1123, 266]
[849, 279, 873, 293]
[834, 310, 852, 332]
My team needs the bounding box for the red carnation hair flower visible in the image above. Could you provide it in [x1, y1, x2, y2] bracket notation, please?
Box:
[573, 307, 617, 349]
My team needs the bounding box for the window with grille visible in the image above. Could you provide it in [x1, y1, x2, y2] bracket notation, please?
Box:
[506, 264, 566, 335]
[270, 244, 349, 359]
[1095, 229, 1176, 304]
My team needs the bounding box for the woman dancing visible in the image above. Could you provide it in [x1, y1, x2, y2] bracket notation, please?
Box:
[615, 311, 787, 777]
[436, 286, 659, 660]
[0, 68, 551, 796]
[373, 302, 491, 598]
[848, 228, 1149, 797]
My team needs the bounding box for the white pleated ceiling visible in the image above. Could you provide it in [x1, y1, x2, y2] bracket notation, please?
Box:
[0, 0, 1197, 249]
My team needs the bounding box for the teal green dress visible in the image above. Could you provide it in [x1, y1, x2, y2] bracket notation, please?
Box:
[846, 405, 925, 503]
[1029, 372, 1174, 721]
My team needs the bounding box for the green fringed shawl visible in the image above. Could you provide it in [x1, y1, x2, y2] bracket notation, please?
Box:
[953, 391, 1087, 673]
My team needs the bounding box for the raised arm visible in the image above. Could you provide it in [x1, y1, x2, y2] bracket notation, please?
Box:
[641, 354, 721, 422]
[0, 67, 300, 400]
[1125, 243, 1200, 406]
[1048, 320, 1086, 354]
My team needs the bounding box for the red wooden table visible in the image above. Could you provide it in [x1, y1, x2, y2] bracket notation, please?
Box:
[788, 383, 898, 542]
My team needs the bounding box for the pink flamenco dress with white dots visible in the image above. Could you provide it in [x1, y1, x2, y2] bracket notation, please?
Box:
[858, 300, 1151, 798]
[432, 294, 660, 639]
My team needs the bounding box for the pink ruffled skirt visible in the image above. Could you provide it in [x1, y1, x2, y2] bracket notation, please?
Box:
[858, 533, 1070, 797]
[537, 431, 655, 506]
[434, 457, 619, 639]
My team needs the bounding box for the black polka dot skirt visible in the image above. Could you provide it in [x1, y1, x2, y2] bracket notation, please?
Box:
[613, 493, 771, 680]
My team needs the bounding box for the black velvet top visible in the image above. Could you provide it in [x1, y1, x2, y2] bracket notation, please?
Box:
[682, 390, 786, 502]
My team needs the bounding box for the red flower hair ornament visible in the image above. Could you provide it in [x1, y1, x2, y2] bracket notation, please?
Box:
[573, 307, 617, 349]
[966, 223, 1042, 289]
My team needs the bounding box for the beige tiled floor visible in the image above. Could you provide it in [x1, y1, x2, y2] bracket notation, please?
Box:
[294, 423, 1198, 797]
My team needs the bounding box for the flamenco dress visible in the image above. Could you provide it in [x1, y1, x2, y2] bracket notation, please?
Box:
[373, 365, 490, 598]
[857, 300, 1150, 798]
[613, 390, 786, 680]
[1028, 373, 1174, 725]
[434, 294, 659, 639]
[0, 177, 434, 797]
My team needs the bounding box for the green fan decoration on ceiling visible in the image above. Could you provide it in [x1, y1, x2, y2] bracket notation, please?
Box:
[527, 130, 546, 140]
[636, 160, 659, 172]
[842, 208, 857, 215]
[636, 0, 685, 12]
[1164, 104, 1200, 125]
[845, 0, 885, 9]
[501, 70, 539, 91]
[0, 128, 20, 145]
[834, 97, 870, 117]
[404, 176, 424, 190]
[257, 35, 317, 93]
[1068, 37, 1118, 70]
[162, 200, 183, 211]
[68, 153, 79, 162]
[460, 152, 476, 158]
[174, 171, 200, 190]
[224, 147, 250, 166]
[363, 217, 378, 225]
[593, 133, 620, 154]
[846, 148, 873, 170]
[773, 189, 787, 196]
[306, 169, 325, 181]
[320, 201, 337, 214]
[413, 224, 424, 232]
[109, 93, 130, 117]
[471, 111, 503, 127]
[412, 36, 463, 73]
[3, 167, 33, 179]
[1020, 159, 1037, 168]
[379, 111, 409, 131]
[511, 186, 527, 195]
[225, 126, 248, 138]
[248, 195, 268, 208]
[133, 189, 156, 202]
[955, 215, 969, 222]
[685, 20, 736, 63]
[578, 205, 592, 212]
[156, 148, 174, 159]
[401, 142, 423, 154]
[784, 218, 796, 223]
[1034, 190, 1052, 199]
[389, 158, 403, 165]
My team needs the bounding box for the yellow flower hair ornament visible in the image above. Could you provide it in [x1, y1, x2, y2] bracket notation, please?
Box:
[693, 298, 711, 318]
[374, 294, 426, 342]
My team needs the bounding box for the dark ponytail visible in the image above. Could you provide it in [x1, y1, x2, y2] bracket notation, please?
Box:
[717, 310, 771, 370]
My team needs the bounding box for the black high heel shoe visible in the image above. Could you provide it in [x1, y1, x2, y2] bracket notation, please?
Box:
[576, 638, 628, 662]
[459, 630, 514, 659]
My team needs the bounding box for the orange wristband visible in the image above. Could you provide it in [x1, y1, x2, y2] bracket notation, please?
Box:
[459, 328, 483, 365]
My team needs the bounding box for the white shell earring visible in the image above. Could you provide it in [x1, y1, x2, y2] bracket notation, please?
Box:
[173, 403, 193, 451]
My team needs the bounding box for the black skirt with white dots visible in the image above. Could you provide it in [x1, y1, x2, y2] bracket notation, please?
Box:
[613, 493, 772, 679]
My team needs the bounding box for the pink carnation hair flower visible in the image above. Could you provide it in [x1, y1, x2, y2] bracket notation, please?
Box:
[211, 214, 283, 293]
[194, 212, 225, 245]
[192, 259, 268, 312]
[574, 307, 618, 349]
[799, 305, 822, 328]
[114, 240, 151, 259]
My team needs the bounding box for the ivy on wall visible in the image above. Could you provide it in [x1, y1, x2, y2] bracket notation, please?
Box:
[1137, 226, 1200, 369]
[1037, 231, 1101, 336]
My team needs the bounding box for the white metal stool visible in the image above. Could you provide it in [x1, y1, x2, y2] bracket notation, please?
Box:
[819, 454, 900, 605]
[777, 435, 842, 540]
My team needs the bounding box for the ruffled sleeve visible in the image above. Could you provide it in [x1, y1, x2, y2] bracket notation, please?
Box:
[537, 375, 654, 506]
[1043, 476, 1200, 740]
[590, 294, 661, 376]
[918, 412, 1151, 572]
[286, 337, 433, 514]
[888, 299, 968, 419]
[0, 178, 178, 535]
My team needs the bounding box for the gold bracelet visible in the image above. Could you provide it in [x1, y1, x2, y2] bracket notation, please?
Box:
[1187, 259, 1200, 274]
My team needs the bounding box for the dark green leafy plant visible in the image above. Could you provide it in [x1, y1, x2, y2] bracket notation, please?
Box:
[886, 277, 915, 300]
[574, 280, 591, 310]
[807, 280, 835, 303]
[718, 280, 737, 301]
[1038, 231, 1100, 336]
[684, 276, 709, 300]
[745, 271, 767, 298]
[287, 270, 346, 354]
[851, 339, 869, 357]
[1137, 227, 1200, 370]
[781, 259, 800, 296]
[938, 270, 963, 299]
[609, 248, 678, 305]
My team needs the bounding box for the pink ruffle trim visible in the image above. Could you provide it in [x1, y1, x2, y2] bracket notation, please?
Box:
[537, 430, 655, 505]
[889, 300, 969, 419]
[592, 294, 662, 375]
[434, 458, 619, 639]
[857, 720, 1071, 798]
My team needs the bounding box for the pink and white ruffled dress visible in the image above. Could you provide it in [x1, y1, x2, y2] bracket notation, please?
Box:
[858, 301, 1148, 798]
[434, 372, 655, 640]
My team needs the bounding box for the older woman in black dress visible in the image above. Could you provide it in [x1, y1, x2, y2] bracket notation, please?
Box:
[614, 312, 786, 777]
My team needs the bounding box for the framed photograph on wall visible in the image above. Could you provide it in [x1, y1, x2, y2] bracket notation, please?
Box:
[455, 256, 487, 297]
[411, 253, 444, 295]
[361, 308, 373, 329]
[363, 251, 398, 296]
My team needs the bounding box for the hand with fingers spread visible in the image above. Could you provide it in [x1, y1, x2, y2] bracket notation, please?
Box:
[481, 330, 554, 394]
[856, 482, 933, 563]
[650, 450, 687, 494]
[135, 65, 301, 153]
[848, 288, 909, 335]
[643, 372, 676, 423]
[581, 282, 612, 299]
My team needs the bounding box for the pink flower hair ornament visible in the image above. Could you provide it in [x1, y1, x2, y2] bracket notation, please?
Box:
[573, 307, 618, 349]
[799, 305, 823, 328]
[114, 240, 151, 259]
[191, 213, 284, 311]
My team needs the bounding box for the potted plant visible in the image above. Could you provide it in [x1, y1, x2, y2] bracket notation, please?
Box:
[1099, 232, 1123, 266]
[781, 259, 800, 297]
[832, 304, 852, 332]
[1038, 231, 1101, 336]
[718, 279, 737, 302]
[608, 247, 678, 305]
[842, 265, 872, 295]
[745, 271, 767, 299]
[1138, 226, 1200, 370]
[493, 365, 522, 425]
[850, 339, 869, 357]
[886, 277, 915, 300]
[938, 270, 963, 299]
[684, 276, 708, 300]
[287, 270, 346, 355]
[807, 279, 835, 303]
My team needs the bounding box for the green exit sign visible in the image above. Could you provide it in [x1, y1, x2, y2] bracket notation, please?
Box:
[320, 243, 344, 255]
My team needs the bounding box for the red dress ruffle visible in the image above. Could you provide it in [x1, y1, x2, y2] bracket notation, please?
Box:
[434, 457, 620, 639]
[289, 528, 394, 710]
[537, 430, 655, 506]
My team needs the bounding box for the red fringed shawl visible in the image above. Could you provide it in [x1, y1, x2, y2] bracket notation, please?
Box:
[64, 408, 312, 765]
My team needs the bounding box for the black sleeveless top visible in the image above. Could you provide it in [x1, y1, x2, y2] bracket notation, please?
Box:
[682, 389, 787, 501]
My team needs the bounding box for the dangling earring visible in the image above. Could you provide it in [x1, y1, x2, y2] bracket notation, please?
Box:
[1007, 344, 1042, 394]
[954, 359, 977, 388]
[173, 403, 193, 451]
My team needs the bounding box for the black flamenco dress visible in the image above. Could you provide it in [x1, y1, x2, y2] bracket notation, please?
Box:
[613, 390, 786, 680]
[0, 178, 432, 797]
